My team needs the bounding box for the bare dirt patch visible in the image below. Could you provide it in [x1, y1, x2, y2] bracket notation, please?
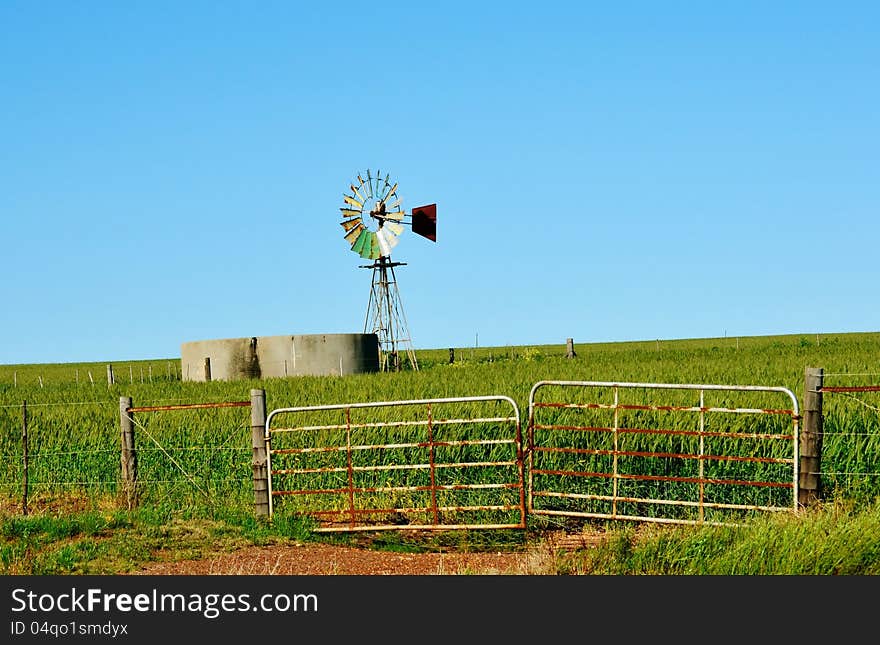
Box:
[130, 543, 528, 575]
[129, 530, 607, 576]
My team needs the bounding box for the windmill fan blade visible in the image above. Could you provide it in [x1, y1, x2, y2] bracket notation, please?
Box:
[386, 222, 404, 236]
[351, 228, 370, 254]
[340, 217, 362, 232]
[376, 228, 392, 257]
[383, 229, 399, 249]
[351, 184, 364, 202]
[379, 225, 399, 248]
[344, 223, 364, 246]
[357, 231, 373, 259]
[360, 232, 379, 259]
[387, 197, 402, 210]
[374, 171, 383, 198]
[383, 210, 405, 221]
[379, 181, 398, 202]
[343, 195, 363, 208]
[340, 208, 361, 217]
[366, 170, 373, 197]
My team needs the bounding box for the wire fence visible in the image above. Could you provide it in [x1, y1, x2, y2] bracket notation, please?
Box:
[1, 373, 879, 517]
[0, 362, 182, 389]
[816, 373, 880, 501]
[0, 398, 253, 516]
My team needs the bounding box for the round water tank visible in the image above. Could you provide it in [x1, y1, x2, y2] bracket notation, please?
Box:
[180, 333, 380, 382]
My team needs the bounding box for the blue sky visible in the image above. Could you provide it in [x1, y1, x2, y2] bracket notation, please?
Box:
[1, 2, 877, 365]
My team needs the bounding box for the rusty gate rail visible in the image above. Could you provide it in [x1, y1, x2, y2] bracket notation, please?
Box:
[820, 386, 880, 392]
[265, 395, 526, 532]
[527, 381, 800, 527]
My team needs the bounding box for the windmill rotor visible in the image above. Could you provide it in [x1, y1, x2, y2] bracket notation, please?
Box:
[340, 170, 436, 260]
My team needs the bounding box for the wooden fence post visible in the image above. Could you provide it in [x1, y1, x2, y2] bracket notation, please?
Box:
[251, 388, 270, 518]
[798, 367, 824, 507]
[565, 338, 577, 358]
[107, 364, 115, 386]
[21, 401, 28, 516]
[204, 357, 212, 382]
[449, 348, 455, 364]
[120, 396, 138, 510]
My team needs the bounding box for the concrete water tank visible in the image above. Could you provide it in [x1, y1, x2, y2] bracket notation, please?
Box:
[180, 333, 380, 382]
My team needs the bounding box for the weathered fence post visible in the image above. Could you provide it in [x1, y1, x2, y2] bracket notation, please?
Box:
[119, 396, 138, 510]
[251, 388, 270, 518]
[798, 367, 824, 507]
[565, 338, 577, 358]
[21, 401, 28, 516]
[204, 357, 212, 382]
[107, 364, 114, 386]
[449, 348, 455, 364]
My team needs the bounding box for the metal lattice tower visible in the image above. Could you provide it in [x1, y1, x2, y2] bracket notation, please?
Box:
[362, 256, 418, 372]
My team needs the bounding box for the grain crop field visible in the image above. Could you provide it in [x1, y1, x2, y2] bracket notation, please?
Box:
[1, 331, 879, 523]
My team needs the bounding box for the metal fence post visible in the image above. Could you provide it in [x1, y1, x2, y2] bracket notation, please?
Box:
[799, 367, 824, 507]
[251, 388, 270, 518]
[120, 396, 138, 510]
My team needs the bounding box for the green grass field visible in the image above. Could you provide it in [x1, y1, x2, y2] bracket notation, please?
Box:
[1, 331, 878, 574]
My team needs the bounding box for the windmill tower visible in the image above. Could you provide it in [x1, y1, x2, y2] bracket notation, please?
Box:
[338, 169, 437, 371]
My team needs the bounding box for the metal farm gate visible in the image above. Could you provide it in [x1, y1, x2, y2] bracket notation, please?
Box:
[265, 396, 526, 532]
[527, 381, 800, 527]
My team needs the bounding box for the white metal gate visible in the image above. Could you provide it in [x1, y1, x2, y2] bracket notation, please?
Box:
[265, 395, 526, 532]
[527, 381, 800, 526]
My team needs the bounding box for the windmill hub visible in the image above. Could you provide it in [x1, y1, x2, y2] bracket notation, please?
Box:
[338, 169, 437, 371]
[369, 200, 387, 224]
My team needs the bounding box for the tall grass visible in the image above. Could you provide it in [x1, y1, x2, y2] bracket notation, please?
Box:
[561, 498, 880, 574]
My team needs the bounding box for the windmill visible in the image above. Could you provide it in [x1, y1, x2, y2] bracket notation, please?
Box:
[339, 169, 437, 372]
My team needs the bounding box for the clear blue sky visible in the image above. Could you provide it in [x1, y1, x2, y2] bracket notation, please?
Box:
[2, 2, 877, 365]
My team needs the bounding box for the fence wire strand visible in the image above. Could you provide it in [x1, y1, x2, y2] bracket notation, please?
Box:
[825, 391, 880, 413]
[126, 412, 211, 499]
